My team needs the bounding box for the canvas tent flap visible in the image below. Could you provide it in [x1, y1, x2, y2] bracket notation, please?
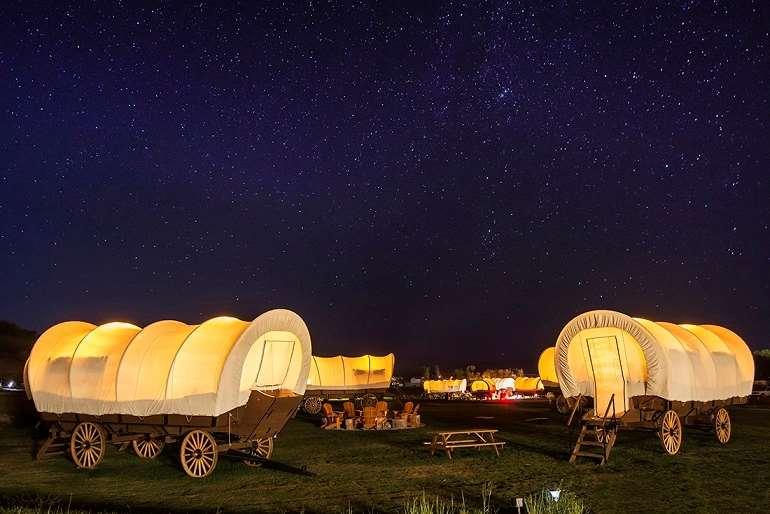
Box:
[27, 309, 312, 417]
[555, 310, 753, 415]
[306, 353, 394, 391]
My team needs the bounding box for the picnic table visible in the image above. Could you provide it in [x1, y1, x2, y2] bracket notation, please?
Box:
[426, 429, 505, 459]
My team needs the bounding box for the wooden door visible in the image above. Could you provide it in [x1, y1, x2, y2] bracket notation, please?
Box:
[585, 336, 628, 417]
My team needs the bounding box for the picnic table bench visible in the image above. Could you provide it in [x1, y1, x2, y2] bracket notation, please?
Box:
[425, 429, 505, 459]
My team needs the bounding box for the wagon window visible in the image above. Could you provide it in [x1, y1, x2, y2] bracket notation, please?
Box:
[240, 329, 306, 397]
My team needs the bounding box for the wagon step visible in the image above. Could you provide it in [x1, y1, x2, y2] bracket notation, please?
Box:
[35, 434, 68, 460]
[572, 451, 605, 459]
[569, 422, 617, 465]
[578, 440, 605, 447]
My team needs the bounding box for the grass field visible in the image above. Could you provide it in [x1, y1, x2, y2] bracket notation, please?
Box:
[1, 398, 769, 513]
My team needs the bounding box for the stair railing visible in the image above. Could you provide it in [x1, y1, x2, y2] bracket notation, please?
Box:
[599, 393, 617, 460]
[601, 393, 616, 421]
[566, 393, 583, 427]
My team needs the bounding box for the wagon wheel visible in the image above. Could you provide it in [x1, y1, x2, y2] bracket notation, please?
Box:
[180, 430, 218, 478]
[243, 437, 274, 467]
[658, 410, 683, 455]
[713, 407, 731, 444]
[70, 421, 107, 469]
[303, 396, 323, 415]
[132, 435, 165, 459]
[555, 394, 570, 415]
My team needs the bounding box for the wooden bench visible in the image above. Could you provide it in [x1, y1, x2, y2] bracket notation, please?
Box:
[425, 429, 505, 459]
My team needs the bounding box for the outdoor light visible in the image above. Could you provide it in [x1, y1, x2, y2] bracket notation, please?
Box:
[549, 489, 561, 502]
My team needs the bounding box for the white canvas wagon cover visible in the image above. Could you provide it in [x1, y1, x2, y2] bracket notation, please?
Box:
[555, 310, 753, 411]
[307, 353, 394, 391]
[25, 309, 312, 417]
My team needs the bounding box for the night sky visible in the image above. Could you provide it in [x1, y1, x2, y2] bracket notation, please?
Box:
[1, 2, 768, 373]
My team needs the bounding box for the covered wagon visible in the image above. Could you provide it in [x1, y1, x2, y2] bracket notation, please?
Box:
[422, 379, 467, 399]
[469, 378, 496, 398]
[537, 347, 571, 414]
[301, 353, 394, 414]
[512, 377, 544, 395]
[493, 377, 515, 392]
[555, 310, 753, 464]
[537, 347, 558, 387]
[25, 309, 311, 477]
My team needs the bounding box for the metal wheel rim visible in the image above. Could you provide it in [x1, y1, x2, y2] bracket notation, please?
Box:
[243, 437, 274, 467]
[659, 410, 682, 455]
[70, 422, 106, 469]
[714, 408, 731, 444]
[180, 430, 218, 478]
[304, 396, 323, 415]
[133, 436, 165, 459]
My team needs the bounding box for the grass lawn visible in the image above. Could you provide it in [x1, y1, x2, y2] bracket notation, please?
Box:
[1, 398, 769, 513]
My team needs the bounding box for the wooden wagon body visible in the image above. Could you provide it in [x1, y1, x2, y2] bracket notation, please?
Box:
[26, 309, 312, 477]
[554, 310, 754, 464]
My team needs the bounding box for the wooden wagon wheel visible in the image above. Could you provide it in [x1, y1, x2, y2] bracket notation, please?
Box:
[713, 407, 731, 444]
[70, 421, 107, 469]
[180, 430, 218, 478]
[659, 409, 683, 455]
[303, 396, 323, 415]
[132, 435, 165, 459]
[243, 437, 274, 467]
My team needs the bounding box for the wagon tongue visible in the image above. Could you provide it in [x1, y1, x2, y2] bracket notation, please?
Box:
[227, 449, 315, 477]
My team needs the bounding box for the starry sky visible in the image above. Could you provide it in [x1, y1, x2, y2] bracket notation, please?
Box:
[1, 1, 768, 374]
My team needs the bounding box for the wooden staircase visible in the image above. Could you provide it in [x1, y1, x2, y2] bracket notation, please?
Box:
[568, 394, 618, 465]
[35, 428, 68, 460]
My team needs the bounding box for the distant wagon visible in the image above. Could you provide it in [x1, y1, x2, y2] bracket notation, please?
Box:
[301, 353, 395, 414]
[537, 347, 558, 387]
[512, 377, 544, 395]
[538, 346, 571, 414]
[555, 310, 754, 464]
[493, 377, 515, 393]
[423, 379, 467, 399]
[25, 309, 311, 478]
[469, 378, 496, 398]
[469, 378, 518, 399]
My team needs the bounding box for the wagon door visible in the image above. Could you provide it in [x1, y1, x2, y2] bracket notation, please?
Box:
[585, 336, 629, 417]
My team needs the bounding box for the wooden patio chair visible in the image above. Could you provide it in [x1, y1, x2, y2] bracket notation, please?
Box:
[400, 401, 414, 419]
[321, 403, 342, 430]
[342, 401, 357, 419]
[408, 403, 421, 427]
[376, 400, 388, 418]
[362, 406, 377, 429]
